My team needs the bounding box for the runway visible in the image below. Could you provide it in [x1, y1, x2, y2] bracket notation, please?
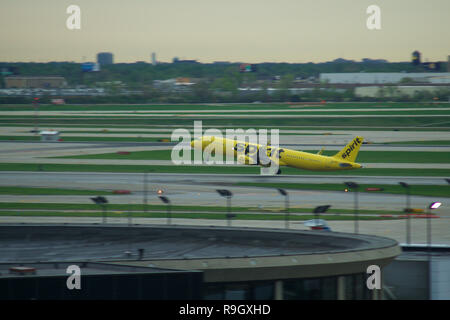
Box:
[3, 126, 450, 145]
[0, 172, 448, 214]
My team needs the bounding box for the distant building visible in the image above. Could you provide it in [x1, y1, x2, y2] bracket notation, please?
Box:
[355, 86, 446, 98]
[40, 130, 60, 142]
[361, 58, 388, 64]
[4, 76, 67, 88]
[97, 52, 114, 65]
[153, 78, 195, 93]
[320, 72, 450, 84]
[412, 51, 421, 65]
[81, 62, 100, 72]
[151, 52, 157, 66]
[173, 58, 198, 64]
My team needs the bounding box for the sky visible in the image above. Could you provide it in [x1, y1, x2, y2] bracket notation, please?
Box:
[0, 0, 449, 63]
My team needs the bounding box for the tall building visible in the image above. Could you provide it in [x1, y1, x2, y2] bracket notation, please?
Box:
[412, 51, 421, 66]
[151, 52, 157, 66]
[97, 52, 114, 65]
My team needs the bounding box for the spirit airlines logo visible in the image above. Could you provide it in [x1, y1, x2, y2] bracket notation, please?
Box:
[340, 137, 363, 161]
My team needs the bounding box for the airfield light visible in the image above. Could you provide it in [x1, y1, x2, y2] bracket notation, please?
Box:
[91, 196, 108, 224]
[429, 202, 442, 210]
[143, 172, 149, 215]
[344, 182, 359, 234]
[216, 189, 234, 227]
[277, 189, 290, 229]
[158, 196, 171, 225]
[32, 97, 40, 135]
[399, 182, 412, 244]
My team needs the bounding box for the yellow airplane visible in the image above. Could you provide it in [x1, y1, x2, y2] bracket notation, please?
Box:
[190, 136, 364, 174]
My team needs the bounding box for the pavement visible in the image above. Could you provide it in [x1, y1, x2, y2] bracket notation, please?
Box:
[0, 171, 448, 213]
[3, 126, 450, 144]
[1, 140, 449, 169]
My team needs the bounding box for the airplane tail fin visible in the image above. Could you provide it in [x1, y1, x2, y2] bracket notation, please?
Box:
[333, 136, 364, 163]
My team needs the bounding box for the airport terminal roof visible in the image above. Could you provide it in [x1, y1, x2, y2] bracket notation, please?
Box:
[0, 261, 183, 279]
[0, 224, 398, 263]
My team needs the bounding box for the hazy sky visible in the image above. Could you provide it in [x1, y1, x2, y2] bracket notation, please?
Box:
[1, 0, 449, 63]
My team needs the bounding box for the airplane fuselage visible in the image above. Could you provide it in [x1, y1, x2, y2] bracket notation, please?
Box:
[191, 136, 363, 172]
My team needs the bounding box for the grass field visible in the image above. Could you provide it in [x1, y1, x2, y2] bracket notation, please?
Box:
[1, 162, 449, 176]
[6, 110, 450, 116]
[0, 183, 446, 198]
[234, 182, 450, 198]
[2, 116, 450, 129]
[57, 149, 450, 164]
[0, 211, 398, 221]
[0, 135, 168, 142]
[1, 102, 449, 111]
[1, 102, 448, 222]
[0, 202, 403, 217]
[1, 123, 450, 131]
[0, 186, 113, 196]
[387, 140, 450, 145]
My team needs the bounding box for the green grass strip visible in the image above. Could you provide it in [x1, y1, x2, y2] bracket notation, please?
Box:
[0, 102, 449, 111]
[386, 140, 450, 145]
[58, 149, 450, 164]
[0, 136, 167, 142]
[1, 163, 449, 176]
[0, 211, 394, 221]
[0, 186, 113, 196]
[0, 202, 401, 216]
[235, 182, 450, 198]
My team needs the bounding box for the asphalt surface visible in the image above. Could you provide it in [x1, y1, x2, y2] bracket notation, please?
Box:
[0, 172, 448, 214]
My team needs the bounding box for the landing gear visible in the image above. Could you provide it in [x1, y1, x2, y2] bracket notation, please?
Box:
[276, 169, 282, 175]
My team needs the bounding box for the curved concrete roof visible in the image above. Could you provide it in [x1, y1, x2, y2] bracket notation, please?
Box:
[0, 224, 401, 281]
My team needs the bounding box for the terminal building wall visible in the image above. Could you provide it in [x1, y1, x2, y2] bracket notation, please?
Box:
[0, 270, 203, 300]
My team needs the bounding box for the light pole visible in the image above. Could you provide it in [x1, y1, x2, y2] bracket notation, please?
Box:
[344, 182, 359, 234]
[277, 188, 289, 229]
[91, 196, 108, 224]
[427, 201, 442, 300]
[158, 196, 171, 225]
[216, 189, 234, 227]
[313, 205, 331, 228]
[32, 97, 39, 136]
[399, 182, 411, 244]
[427, 202, 442, 257]
[143, 172, 148, 215]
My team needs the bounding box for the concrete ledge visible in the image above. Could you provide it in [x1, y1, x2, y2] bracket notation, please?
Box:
[0, 224, 401, 282]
